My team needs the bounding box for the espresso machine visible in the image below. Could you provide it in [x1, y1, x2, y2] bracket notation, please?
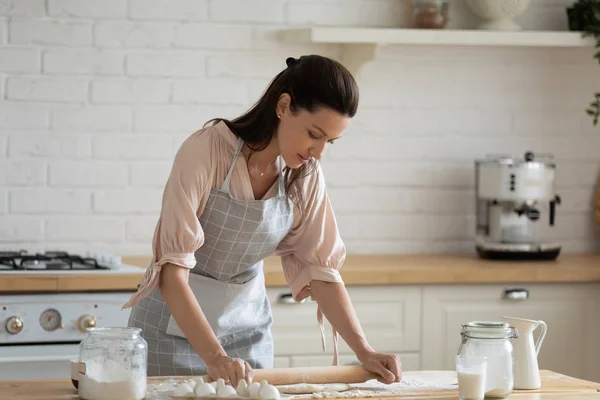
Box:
[475, 151, 562, 260]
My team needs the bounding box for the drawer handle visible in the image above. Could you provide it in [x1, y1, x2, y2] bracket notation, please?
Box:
[277, 293, 307, 304]
[502, 288, 529, 301]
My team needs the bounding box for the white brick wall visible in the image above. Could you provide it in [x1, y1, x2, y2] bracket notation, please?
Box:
[210, 0, 284, 24]
[46, 217, 125, 242]
[9, 19, 93, 46]
[9, 133, 92, 158]
[129, 0, 208, 21]
[43, 49, 125, 75]
[0, 0, 599, 255]
[10, 189, 91, 214]
[0, 159, 45, 186]
[93, 189, 163, 214]
[6, 77, 87, 103]
[0, 190, 6, 214]
[0, 48, 40, 73]
[47, 0, 127, 19]
[0, 0, 45, 17]
[49, 161, 128, 187]
[91, 79, 170, 104]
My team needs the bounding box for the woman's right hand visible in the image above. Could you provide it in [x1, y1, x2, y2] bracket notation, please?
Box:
[207, 355, 253, 387]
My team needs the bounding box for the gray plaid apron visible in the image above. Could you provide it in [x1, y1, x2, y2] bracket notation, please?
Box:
[128, 137, 294, 376]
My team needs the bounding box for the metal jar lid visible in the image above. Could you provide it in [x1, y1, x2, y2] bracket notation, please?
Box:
[461, 321, 519, 341]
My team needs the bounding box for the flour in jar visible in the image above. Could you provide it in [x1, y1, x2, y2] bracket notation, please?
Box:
[78, 359, 146, 400]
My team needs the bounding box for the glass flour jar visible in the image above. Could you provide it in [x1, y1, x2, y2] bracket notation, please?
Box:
[457, 321, 518, 399]
[78, 327, 147, 400]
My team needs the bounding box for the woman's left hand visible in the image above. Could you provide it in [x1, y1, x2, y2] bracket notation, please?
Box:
[358, 351, 402, 384]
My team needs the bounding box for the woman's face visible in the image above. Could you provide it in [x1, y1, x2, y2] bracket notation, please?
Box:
[276, 96, 351, 169]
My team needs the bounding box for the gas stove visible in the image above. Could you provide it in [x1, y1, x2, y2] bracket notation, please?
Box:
[0, 249, 144, 380]
[0, 250, 142, 274]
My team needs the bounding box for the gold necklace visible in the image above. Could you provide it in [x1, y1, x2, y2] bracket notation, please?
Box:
[242, 145, 279, 179]
[249, 159, 278, 179]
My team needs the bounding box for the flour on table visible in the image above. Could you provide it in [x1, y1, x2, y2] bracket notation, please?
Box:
[146, 378, 187, 400]
[276, 383, 350, 394]
[146, 371, 458, 400]
[286, 371, 458, 399]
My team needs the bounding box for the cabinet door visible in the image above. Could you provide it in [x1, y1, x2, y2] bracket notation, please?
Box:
[267, 285, 421, 356]
[290, 353, 420, 372]
[274, 356, 291, 368]
[421, 283, 599, 382]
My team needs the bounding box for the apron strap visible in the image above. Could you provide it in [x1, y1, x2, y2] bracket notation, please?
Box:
[317, 306, 340, 367]
[277, 156, 285, 197]
[221, 138, 245, 193]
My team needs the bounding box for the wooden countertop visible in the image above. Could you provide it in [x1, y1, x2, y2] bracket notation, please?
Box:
[125, 253, 600, 286]
[0, 370, 598, 399]
[1, 254, 599, 293]
[0, 270, 145, 294]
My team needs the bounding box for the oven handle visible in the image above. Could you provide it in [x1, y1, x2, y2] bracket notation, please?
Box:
[0, 354, 75, 363]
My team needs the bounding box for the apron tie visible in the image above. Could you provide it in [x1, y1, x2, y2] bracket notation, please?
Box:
[122, 263, 162, 309]
[317, 305, 339, 366]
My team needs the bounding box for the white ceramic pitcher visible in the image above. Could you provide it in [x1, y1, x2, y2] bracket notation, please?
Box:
[502, 316, 547, 390]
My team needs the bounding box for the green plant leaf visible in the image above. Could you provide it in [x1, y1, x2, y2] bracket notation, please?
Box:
[572, 0, 600, 127]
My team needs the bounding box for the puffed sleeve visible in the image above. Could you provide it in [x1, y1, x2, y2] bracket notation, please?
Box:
[273, 163, 346, 366]
[275, 163, 346, 302]
[122, 129, 214, 309]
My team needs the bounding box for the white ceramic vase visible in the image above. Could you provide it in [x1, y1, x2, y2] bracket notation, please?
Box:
[465, 0, 532, 31]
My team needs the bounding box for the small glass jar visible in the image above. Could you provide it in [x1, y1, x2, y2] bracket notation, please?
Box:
[78, 327, 147, 400]
[412, 0, 449, 29]
[457, 321, 518, 399]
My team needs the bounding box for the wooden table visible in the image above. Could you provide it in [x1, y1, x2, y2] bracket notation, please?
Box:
[0, 370, 598, 399]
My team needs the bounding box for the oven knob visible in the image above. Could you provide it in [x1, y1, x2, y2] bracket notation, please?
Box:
[6, 316, 23, 334]
[78, 315, 96, 333]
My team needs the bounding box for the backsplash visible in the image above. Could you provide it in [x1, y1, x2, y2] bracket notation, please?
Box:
[0, 0, 599, 255]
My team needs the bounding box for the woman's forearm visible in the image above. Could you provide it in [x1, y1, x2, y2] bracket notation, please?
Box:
[309, 280, 374, 360]
[160, 263, 226, 364]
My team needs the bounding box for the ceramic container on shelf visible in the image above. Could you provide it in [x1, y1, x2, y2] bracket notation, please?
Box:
[412, 0, 450, 29]
[465, 0, 532, 31]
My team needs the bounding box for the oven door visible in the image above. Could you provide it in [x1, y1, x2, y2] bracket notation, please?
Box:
[0, 343, 79, 380]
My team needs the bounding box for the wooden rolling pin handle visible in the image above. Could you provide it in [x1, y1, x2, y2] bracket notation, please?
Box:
[200, 365, 379, 386]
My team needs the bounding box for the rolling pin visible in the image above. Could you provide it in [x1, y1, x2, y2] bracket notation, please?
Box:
[200, 365, 379, 385]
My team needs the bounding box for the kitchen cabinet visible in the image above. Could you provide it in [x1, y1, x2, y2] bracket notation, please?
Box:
[275, 352, 420, 370]
[0, 344, 80, 380]
[267, 285, 421, 361]
[288, 353, 420, 371]
[269, 282, 600, 383]
[421, 283, 600, 383]
[273, 357, 291, 368]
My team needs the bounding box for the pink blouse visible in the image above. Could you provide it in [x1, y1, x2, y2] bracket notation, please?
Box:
[123, 121, 346, 364]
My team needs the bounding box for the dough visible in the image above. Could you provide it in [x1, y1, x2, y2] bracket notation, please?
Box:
[275, 383, 351, 394]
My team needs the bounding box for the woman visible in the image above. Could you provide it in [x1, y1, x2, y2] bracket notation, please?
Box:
[123, 55, 402, 387]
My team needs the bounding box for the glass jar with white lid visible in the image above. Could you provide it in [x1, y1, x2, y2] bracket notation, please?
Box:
[457, 321, 518, 399]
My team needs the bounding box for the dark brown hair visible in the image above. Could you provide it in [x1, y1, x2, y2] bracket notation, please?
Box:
[206, 54, 359, 208]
